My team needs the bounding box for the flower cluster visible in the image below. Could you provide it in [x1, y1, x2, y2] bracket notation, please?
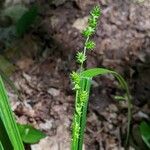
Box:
[73, 116, 80, 138]
[75, 6, 101, 66]
[83, 6, 101, 38]
[79, 91, 88, 104]
[71, 6, 101, 150]
[76, 52, 86, 64]
[70, 71, 81, 90]
[85, 40, 95, 50]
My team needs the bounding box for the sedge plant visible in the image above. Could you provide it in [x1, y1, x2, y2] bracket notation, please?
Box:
[70, 5, 132, 150]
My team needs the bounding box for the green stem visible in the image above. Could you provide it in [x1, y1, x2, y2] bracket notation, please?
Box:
[72, 90, 79, 150]
[78, 78, 91, 150]
[71, 80, 86, 150]
[71, 78, 91, 150]
[80, 37, 89, 72]
[0, 141, 4, 150]
[113, 72, 131, 146]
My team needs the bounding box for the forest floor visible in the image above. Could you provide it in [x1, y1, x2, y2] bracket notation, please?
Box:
[0, 0, 150, 150]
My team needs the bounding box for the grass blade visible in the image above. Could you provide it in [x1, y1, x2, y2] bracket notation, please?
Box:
[0, 68, 19, 96]
[0, 141, 4, 150]
[0, 76, 24, 150]
[81, 68, 132, 145]
[0, 117, 13, 149]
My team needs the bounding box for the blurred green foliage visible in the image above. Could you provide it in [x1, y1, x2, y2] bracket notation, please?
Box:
[140, 121, 150, 148]
[0, 4, 38, 51]
[17, 123, 46, 144]
[16, 6, 38, 36]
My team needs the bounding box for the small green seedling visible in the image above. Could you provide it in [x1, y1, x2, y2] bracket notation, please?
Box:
[70, 6, 132, 150]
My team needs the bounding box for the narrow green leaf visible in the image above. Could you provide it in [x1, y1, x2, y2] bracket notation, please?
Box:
[0, 76, 24, 150]
[0, 141, 4, 150]
[81, 68, 113, 78]
[0, 117, 13, 150]
[81, 68, 132, 145]
[140, 121, 150, 148]
[81, 68, 128, 94]
[17, 123, 46, 144]
[0, 68, 19, 96]
[16, 6, 38, 36]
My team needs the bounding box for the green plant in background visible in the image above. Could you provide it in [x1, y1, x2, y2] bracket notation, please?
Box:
[0, 75, 46, 150]
[70, 6, 132, 150]
[1, 4, 38, 37]
[140, 121, 150, 148]
[0, 4, 38, 51]
[15, 5, 38, 37]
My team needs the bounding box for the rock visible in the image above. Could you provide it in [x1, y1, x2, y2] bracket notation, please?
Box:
[50, 0, 67, 7]
[16, 58, 34, 71]
[108, 104, 118, 113]
[75, 0, 94, 10]
[129, 147, 135, 150]
[47, 88, 60, 97]
[31, 125, 70, 150]
[109, 113, 117, 119]
[22, 72, 32, 82]
[72, 16, 88, 32]
[133, 111, 149, 120]
[39, 120, 53, 130]
[50, 16, 60, 29]
[17, 115, 28, 124]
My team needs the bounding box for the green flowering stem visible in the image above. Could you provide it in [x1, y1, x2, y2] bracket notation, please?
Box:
[71, 5, 131, 150]
[78, 77, 91, 150]
[71, 6, 102, 150]
[83, 37, 89, 57]
[72, 90, 80, 150]
[71, 77, 91, 150]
